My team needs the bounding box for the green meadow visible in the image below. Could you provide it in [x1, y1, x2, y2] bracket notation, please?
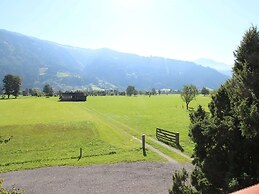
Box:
[0, 95, 210, 172]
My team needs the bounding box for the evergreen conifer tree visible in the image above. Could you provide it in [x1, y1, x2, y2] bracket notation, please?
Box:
[187, 26, 259, 193]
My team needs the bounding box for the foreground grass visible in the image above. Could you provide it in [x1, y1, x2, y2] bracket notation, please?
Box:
[0, 97, 164, 173]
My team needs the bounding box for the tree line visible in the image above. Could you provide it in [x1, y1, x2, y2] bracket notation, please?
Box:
[0, 75, 56, 98]
[1, 74, 210, 100]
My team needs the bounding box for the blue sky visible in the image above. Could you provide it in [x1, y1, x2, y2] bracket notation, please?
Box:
[0, 0, 259, 65]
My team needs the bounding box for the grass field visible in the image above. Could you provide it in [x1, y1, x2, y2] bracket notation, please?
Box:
[0, 95, 210, 173]
[86, 94, 210, 155]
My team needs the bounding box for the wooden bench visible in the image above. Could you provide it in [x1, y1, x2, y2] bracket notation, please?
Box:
[156, 128, 179, 145]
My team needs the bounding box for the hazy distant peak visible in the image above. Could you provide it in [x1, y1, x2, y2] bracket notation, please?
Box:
[195, 58, 233, 77]
[195, 58, 232, 70]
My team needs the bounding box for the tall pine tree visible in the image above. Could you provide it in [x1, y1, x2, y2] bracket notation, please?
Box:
[188, 26, 259, 193]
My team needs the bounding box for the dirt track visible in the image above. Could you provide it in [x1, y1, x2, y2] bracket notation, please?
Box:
[0, 162, 193, 194]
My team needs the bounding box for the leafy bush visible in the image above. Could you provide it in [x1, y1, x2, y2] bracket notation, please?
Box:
[169, 168, 197, 194]
[0, 178, 23, 194]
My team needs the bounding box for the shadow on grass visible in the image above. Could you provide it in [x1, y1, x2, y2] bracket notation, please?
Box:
[174, 144, 184, 152]
[159, 140, 185, 152]
[0, 97, 19, 100]
[0, 151, 117, 167]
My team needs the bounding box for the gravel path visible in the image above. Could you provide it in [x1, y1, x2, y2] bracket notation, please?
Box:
[0, 162, 193, 194]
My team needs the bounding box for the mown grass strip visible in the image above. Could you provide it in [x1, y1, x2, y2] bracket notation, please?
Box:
[146, 139, 192, 163]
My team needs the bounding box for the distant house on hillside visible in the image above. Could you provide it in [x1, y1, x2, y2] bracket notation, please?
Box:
[60, 92, 87, 102]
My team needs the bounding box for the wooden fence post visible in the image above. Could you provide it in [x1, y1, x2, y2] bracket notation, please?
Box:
[175, 132, 179, 145]
[142, 134, 146, 156]
[79, 148, 82, 160]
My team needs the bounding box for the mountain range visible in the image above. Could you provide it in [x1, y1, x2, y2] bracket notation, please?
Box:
[0, 29, 230, 91]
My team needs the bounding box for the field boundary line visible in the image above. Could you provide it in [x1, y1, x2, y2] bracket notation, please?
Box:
[83, 106, 187, 163]
[82, 106, 141, 135]
[148, 137, 193, 161]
